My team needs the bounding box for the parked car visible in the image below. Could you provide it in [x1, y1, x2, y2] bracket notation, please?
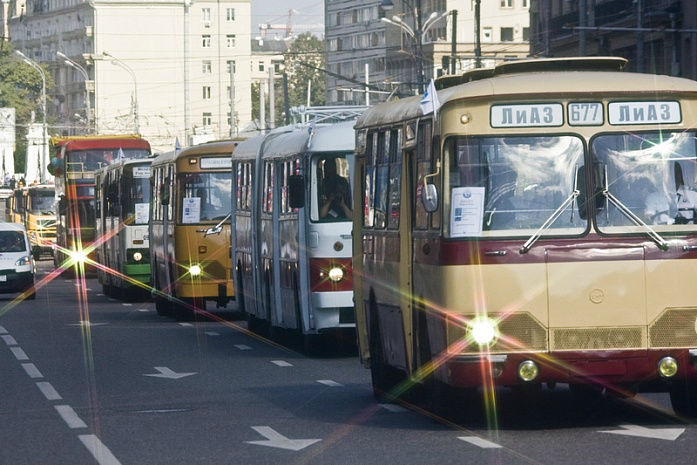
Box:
[0, 223, 36, 299]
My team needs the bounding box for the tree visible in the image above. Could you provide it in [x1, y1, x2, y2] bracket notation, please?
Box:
[250, 32, 327, 131]
[0, 43, 54, 175]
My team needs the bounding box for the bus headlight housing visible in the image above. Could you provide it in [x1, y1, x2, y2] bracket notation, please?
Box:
[189, 264, 202, 277]
[468, 316, 499, 346]
[658, 356, 679, 378]
[518, 360, 539, 382]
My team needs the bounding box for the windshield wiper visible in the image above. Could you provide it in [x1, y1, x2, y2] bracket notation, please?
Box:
[602, 190, 668, 251]
[196, 213, 231, 236]
[520, 189, 580, 254]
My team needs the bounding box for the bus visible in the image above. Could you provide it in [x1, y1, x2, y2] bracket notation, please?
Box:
[95, 158, 152, 298]
[352, 57, 697, 417]
[19, 185, 56, 260]
[232, 120, 357, 351]
[150, 140, 240, 317]
[49, 135, 151, 275]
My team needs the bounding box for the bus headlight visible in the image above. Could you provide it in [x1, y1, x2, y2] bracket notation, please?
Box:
[189, 264, 202, 276]
[327, 266, 345, 283]
[658, 356, 679, 378]
[133, 251, 143, 262]
[468, 316, 499, 346]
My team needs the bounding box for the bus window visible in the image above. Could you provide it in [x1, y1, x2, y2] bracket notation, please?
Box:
[316, 155, 352, 222]
[181, 172, 231, 223]
[593, 131, 697, 230]
[444, 135, 586, 238]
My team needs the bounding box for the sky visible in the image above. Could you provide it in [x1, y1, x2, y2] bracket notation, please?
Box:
[250, 0, 325, 39]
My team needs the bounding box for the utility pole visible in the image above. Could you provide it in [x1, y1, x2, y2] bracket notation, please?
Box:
[450, 10, 457, 75]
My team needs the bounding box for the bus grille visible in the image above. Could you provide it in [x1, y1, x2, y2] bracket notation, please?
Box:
[448, 312, 548, 355]
[552, 328, 644, 351]
[649, 308, 697, 348]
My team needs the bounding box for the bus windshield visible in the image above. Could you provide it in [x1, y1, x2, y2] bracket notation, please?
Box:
[314, 155, 352, 222]
[28, 190, 55, 214]
[124, 173, 151, 225]
[180, 172, 232, 223]
[444, 135, 586, 238]
[593, 131, 697, 233]
[66, 148, 150, 173]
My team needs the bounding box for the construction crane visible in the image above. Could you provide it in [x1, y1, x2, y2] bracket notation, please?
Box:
[258, 8, 323, 39]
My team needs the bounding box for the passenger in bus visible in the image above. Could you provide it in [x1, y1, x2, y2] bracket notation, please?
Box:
[320, 158, 352, 219]
[644, 163, 697, 225]
[673, 163, 697, 224]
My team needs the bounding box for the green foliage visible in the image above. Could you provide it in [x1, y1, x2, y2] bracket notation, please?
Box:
[0, 43, 54, 173]
[251, 32, 326, 131]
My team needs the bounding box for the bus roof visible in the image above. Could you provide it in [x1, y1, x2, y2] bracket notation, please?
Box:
[50, 134, 144, 147]
[150, 139, 243, 167]
[355, 57, 697, 130]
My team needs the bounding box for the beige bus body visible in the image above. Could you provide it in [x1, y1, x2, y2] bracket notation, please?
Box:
[353, 57, 697, 415]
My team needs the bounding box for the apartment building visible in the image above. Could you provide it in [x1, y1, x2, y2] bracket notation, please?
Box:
[530, 0, 697, 80]
[325, 0, 530, 105]
[3, 0, 252, 152]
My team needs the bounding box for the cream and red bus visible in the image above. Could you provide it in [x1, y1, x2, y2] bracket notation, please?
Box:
[353, 57, 697, 417]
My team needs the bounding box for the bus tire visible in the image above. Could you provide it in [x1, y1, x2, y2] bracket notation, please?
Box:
[155, 296, 174, 316]
[670, 381, 697, 417]
[368, 295, 407, 402]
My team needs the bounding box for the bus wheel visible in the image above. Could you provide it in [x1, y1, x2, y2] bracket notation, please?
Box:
[368, 304, 407, 402]
[670, 381, 697, 417]
[155, 296, 174, 317]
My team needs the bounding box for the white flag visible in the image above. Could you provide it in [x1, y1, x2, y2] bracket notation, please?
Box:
[419, 78, 441, 117]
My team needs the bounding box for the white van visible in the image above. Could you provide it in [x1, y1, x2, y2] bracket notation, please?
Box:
[0, 223, 36, 299]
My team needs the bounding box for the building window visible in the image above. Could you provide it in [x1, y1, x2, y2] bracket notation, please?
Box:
[226, 8, 235, 21]
[203, 86, 211, 99]
[500, 0, 512, 7]
[227, 60, 236, 74]
[202, 35, 211, 48]
[202, 60, 212, 74]
[501, 27, 514, 41]
[202, 7, 210, 23]
[483, 27, 492, 43]
[258, 61, 265, 72]
[226, 35, 236, 48]
[203, 112, 212, 126]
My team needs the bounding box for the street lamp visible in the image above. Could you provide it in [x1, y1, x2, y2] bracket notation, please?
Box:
[102, 51, 140, 133]
[15, 50, 46, 183]
[382, 7, 448, 93]
[57, 51, 91, 132]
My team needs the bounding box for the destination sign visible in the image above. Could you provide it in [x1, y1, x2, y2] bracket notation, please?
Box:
[132, 166, 151, 178]
[608, 101, 681, 125]
[200, 157, 232, 169]
[491, 104, 563, 128]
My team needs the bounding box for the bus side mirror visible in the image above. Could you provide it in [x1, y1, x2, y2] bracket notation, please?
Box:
[422, 183, 438, 212]
[288, 174, 305, 209]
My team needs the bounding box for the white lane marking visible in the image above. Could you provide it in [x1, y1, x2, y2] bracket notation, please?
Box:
[0, 325, 7, 334]
[317, 380, 343, 387]
[2, 334, 17, 345]
[246, 426, 321, 451]
[78, 434, 123, 465]
[143, 367, 196, 379]
[458, 436, 503, 449]
[55, 405, 87, 429]
[179, 323, 193, 327]
[122, 303, 132, 307]
[37, 382, 62, 401]
[10, 347, 28, 360]
[21, 363, 43, 378]
[235, 344, 252, 350]
[272, 360, 292, 367]
[599, 424, 685, 441]
[138, 308, 149, 312]
[378, 403, 407, 412]
[205, 331, 220, 336]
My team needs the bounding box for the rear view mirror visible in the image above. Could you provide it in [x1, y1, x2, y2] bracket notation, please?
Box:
[288, 175, 305, 209]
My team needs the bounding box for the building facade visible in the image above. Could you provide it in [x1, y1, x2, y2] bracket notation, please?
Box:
[3, 0, 252, 152]
[530, 0, 697, 80]
[324, 0, 530, 104]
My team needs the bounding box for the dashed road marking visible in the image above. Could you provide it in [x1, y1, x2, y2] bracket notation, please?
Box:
[458, 436, 502, 449]
[55, 405, 87, 429]
[272, 360, 292, 367]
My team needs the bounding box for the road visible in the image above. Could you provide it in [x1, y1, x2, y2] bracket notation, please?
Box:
[1, 260, 697, 464]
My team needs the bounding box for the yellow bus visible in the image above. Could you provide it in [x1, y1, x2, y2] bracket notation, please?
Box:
[353, 57, 697, 417]
[7, 185, 56, 260]
[150, 140, 241, 318]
